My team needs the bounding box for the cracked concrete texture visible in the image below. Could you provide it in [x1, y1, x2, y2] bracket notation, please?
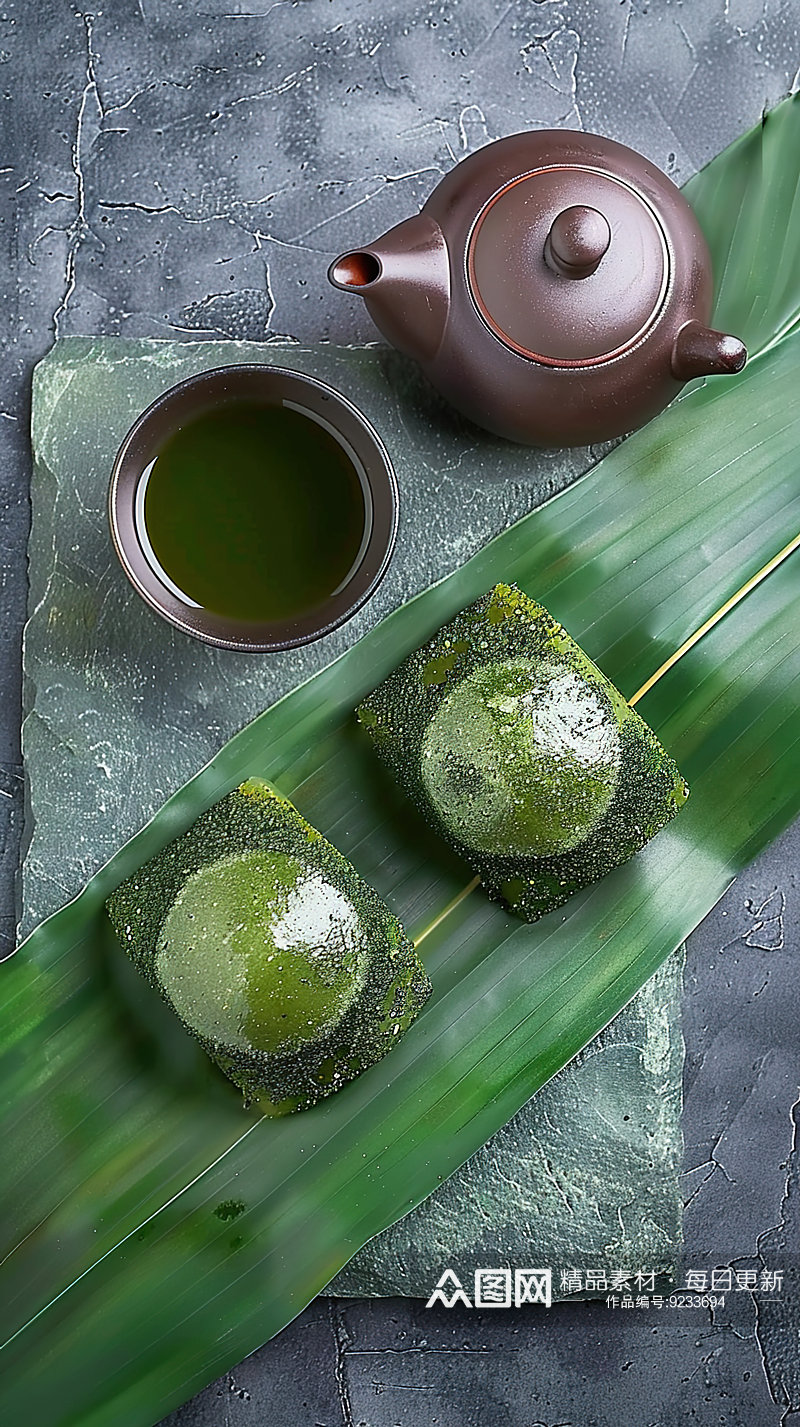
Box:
[684, 826, 800, 1424]
[1, 0, 799, 1422]
[164, 1295, 781, 1427]
[11, 0, 800, 352]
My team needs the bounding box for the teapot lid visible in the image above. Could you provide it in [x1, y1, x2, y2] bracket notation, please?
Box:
[467, 165, 670, 366]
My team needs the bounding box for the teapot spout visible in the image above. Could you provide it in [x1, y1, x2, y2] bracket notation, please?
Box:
[329, 213, 450, 363]
[671, 321, 747, 381]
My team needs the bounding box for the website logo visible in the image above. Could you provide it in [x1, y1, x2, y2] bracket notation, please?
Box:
[426, 1267, 552, 1309]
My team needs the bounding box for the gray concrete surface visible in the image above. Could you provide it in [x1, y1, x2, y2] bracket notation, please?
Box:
[2, 1, 799, 1423]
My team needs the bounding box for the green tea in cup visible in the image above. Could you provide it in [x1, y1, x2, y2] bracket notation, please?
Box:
[109, 365, 398, 651]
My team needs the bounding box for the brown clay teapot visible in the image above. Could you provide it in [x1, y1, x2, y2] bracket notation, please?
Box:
[329, 129, 746, 447]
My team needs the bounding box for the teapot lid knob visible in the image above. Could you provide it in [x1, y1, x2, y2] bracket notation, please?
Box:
[544, 205, 611, 279]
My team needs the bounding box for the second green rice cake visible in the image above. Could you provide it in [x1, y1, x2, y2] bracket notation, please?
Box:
[357, 584, 689, 921]
[106, 779, 431, 1113]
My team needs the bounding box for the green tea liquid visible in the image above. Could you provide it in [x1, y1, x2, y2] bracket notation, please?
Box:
[139, 400, 368, 621]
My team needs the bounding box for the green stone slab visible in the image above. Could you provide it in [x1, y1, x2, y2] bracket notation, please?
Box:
[25, 337, 683, 1298]
[329, 951, 682, 1298]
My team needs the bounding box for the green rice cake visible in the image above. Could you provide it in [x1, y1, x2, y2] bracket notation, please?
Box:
[357, 584, 688, 922]
[106, 779, 431, 1113]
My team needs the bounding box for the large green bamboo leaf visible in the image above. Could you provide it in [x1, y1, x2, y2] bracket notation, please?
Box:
[2, 94, 800, 1427]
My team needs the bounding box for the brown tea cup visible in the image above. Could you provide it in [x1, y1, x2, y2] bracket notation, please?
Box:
[108, 364, 399, 652]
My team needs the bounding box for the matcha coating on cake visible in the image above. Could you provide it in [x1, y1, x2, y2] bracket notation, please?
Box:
[357, 584, 689, 922]
[106, 780, 431, 1113]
